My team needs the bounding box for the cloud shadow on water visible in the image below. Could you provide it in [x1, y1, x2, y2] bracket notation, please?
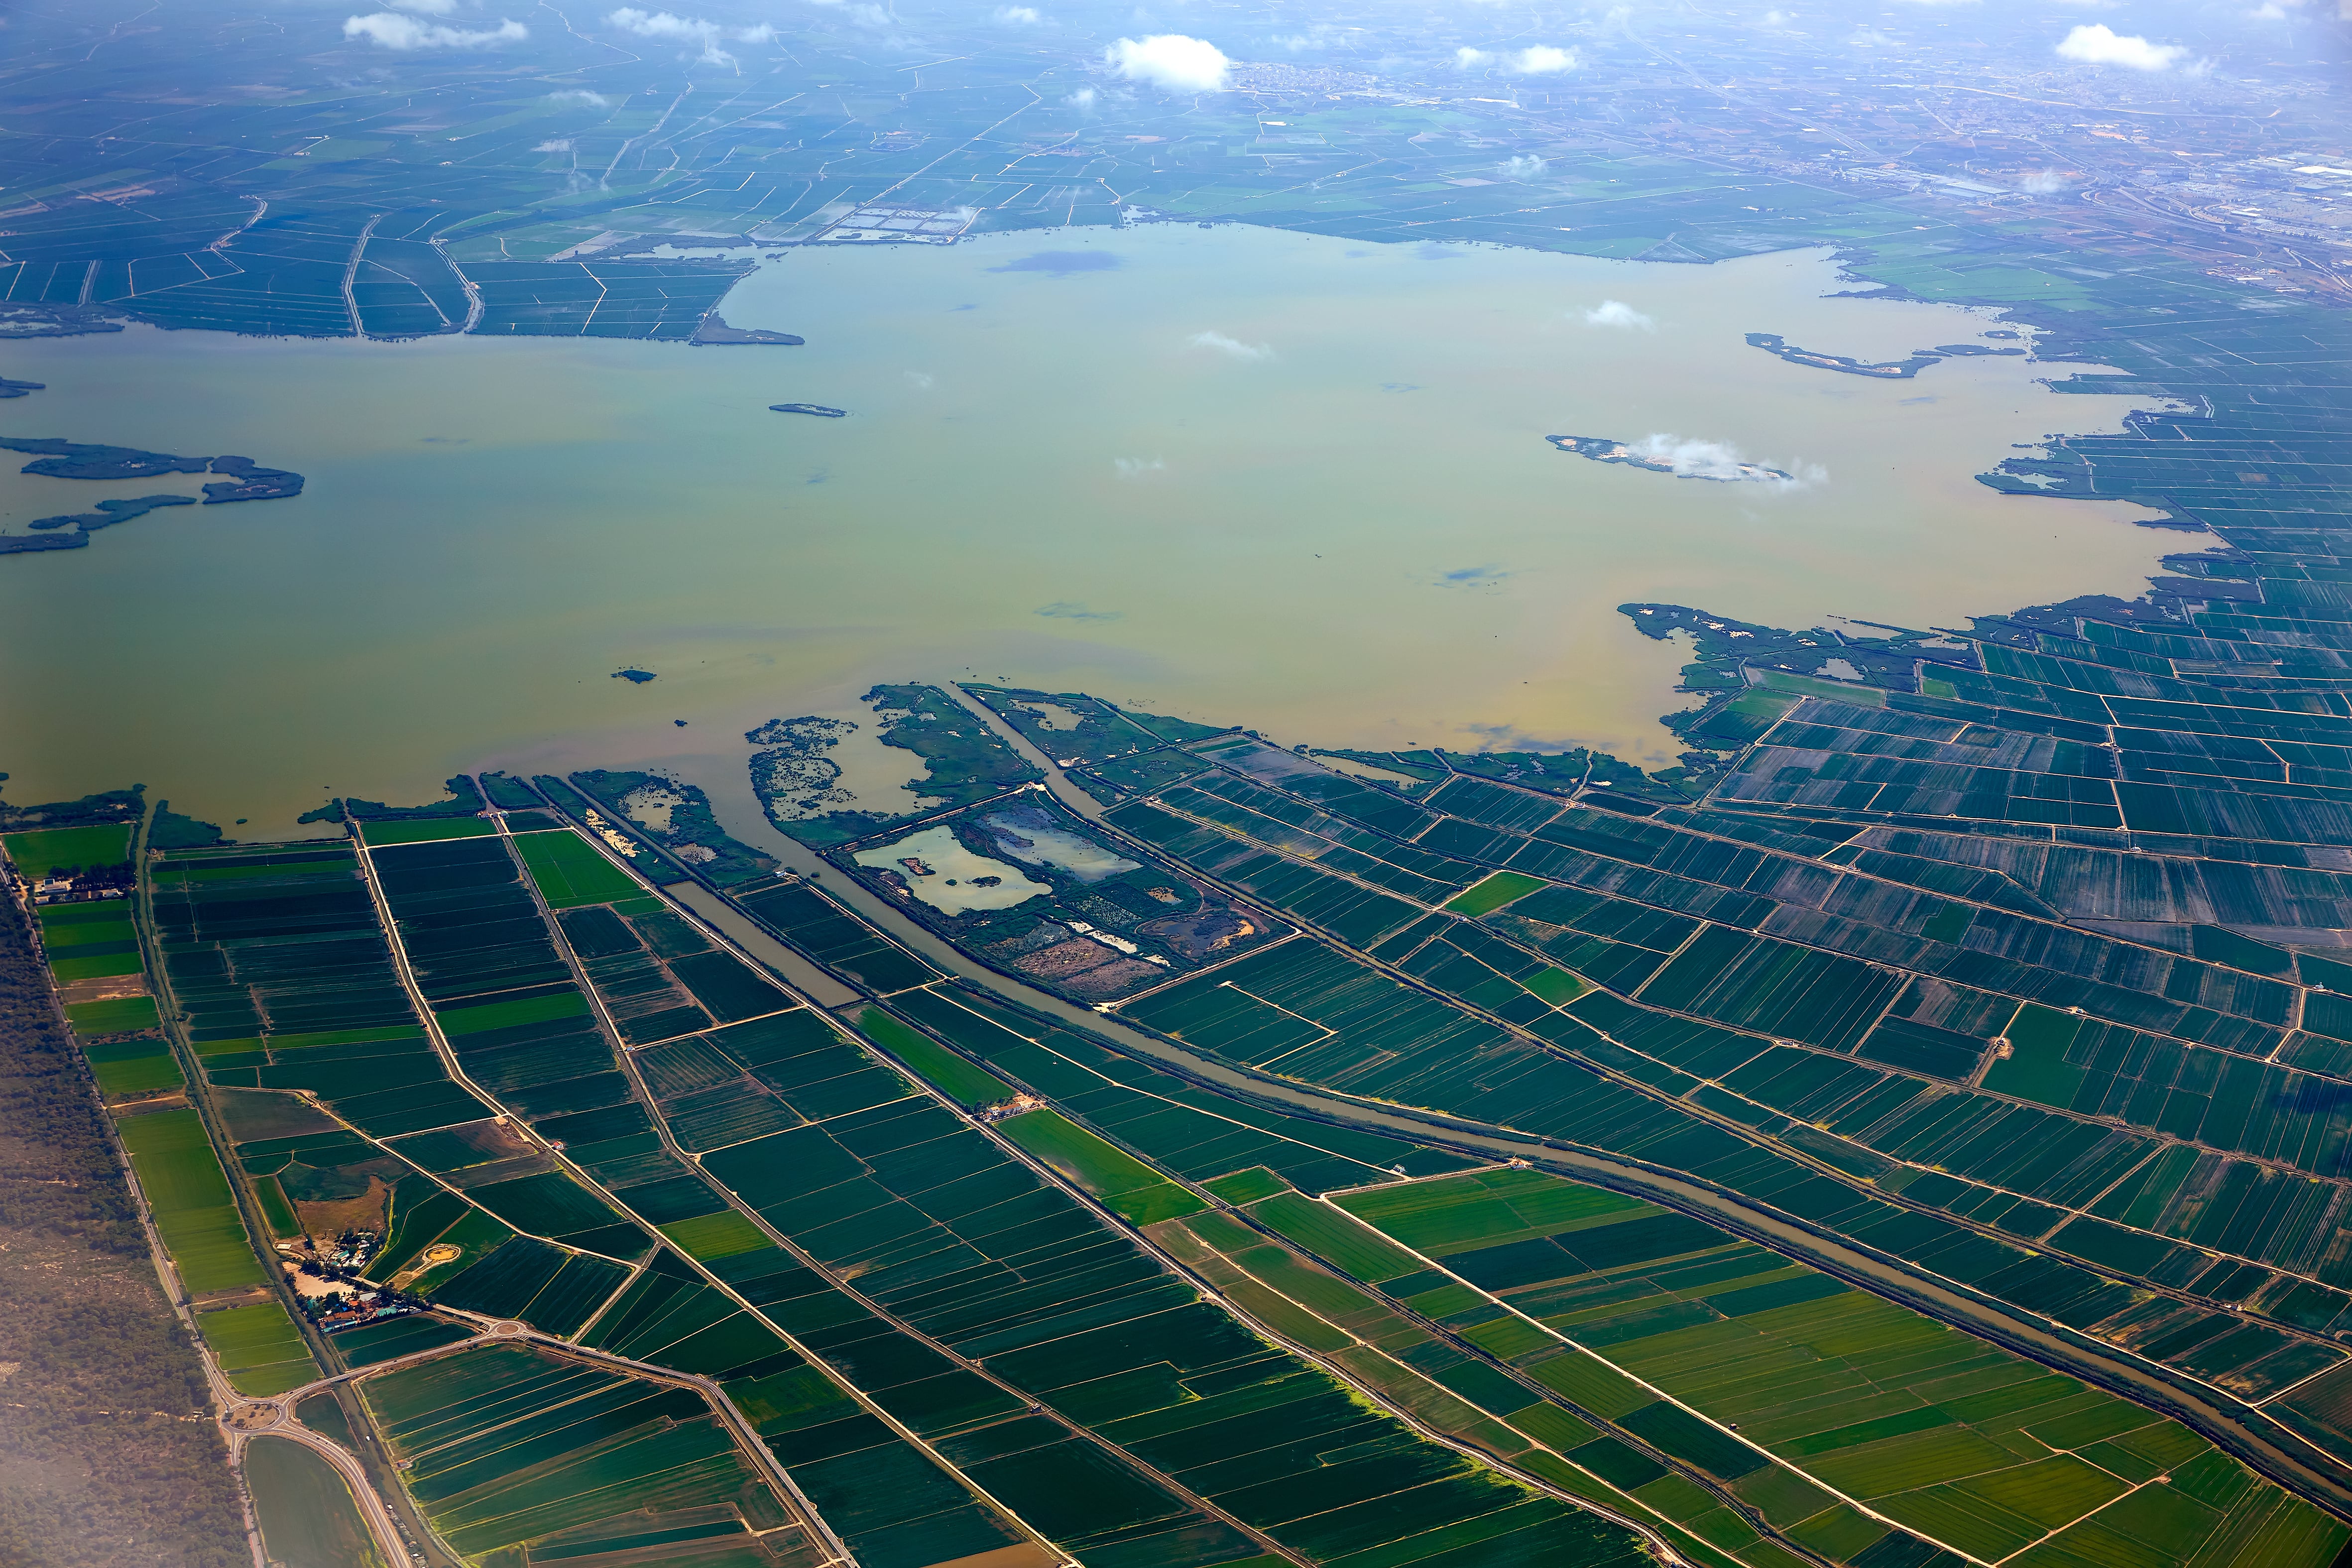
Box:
[989, 251, 1123, 276]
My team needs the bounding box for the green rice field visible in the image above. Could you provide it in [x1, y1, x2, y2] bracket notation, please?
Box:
[858, 1007, 1014, 1108]
[82, 1035, 185, 1098]
[201, 1299, 320, 1397]
[244, 1436, 386, 1568]
[116, 1106, 267, 1294]
[65, 992, 161, 1035]
[515, 827, 645, 908]
[359, 1344, 823, 1567]
[997, 1106, 1208, 1224]
[1086, 732, 2352, 1414]
[3, 823, 131, 877]
[358, 818, 495, 845]
[1328, 1167, 2348, 1568]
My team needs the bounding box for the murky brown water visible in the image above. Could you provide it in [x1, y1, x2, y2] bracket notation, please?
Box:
[0, 225, 2185, 837]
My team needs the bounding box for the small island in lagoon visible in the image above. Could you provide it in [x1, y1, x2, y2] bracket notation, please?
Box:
[771, 403, 847, 418]
[0, 439, 305, 555]
[1745, 330, 2025, 379]
[1547, 433, 1793, 483]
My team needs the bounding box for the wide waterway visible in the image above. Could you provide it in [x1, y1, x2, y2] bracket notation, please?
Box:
[0, 223, 2187, 837]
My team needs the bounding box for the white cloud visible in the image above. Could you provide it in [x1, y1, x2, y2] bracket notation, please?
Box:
[2020, 170, 2071, 193]
[1190, 330, 1272, 360]
[605, 7, 772, 59]
[1761, 8, 1790, 22]
[534, 138, 574, 151]
[344, 13, 526, 48]
[906, 370, 935, 389]
[1105, 34, 1229, 91]
[2056, 23, 2187, 69]
[1510, 45, 1577, 73]
[1632, 434, 1822, 486]
[1584, 299, 1653, 329]
[1114, 457, 1166, 478]
[388, 0, 456, 13]
[1501, 153, 1546, 179]
[1065, 86, 1097, 109]
[547, 89, 610, 104]
[1460, 44, 1577, 73]
[607, 7, 708, 35]
[993, 4, 1040, 21]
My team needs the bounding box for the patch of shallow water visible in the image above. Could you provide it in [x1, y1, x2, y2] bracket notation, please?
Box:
[853, 825, 1048, 915]
[979, 810, 1140, 882]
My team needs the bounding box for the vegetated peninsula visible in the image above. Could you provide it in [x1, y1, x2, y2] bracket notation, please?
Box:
[692, 313, 803, 345]
[1548, 433, 1792, 483]
[0, 437, 209, 479]
[769, 402, 846, 417]
[0, 375, 42, 397]
[1746, 330, 2027, 379]
[0, 439, 304, 555]
[749, 683, 1041, 845]
[26, 494, 196, 533]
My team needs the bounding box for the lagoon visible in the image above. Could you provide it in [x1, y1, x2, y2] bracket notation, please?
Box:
[0, 223, 2182, 838]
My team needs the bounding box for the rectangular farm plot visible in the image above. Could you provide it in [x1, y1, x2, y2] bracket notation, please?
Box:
[1118, 936, 1524, 1092]
[200, 1300, 320, 1397]
[514, 827, 644, 908]
[332, 1313, 474, 1367]
[859, 1007, 1015, 1107]
[1446, 870, 1549, 917]
[357, 818, 494, 845]
[66, 992, 162, 1036]
[118, 1106, 268, 1294]
[37, 899, 144, 983]
[430, 1237, 628, 1334]
[1329, 1167, 2346, 1568]
[997, 1106, 1206, 1224]
[149, 844, 480, 1134]
[357, 1343, 824, 1565]
[1105, 797, 1429, 949]
[1381, 916, 1596, 1022]
[82, 1034, 185, 1099]
[891, 984, 1459, 1194]
[4, 823, 131, 878]
[737, 878, 941, 995]
[1634, 925, 1903, 1055]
